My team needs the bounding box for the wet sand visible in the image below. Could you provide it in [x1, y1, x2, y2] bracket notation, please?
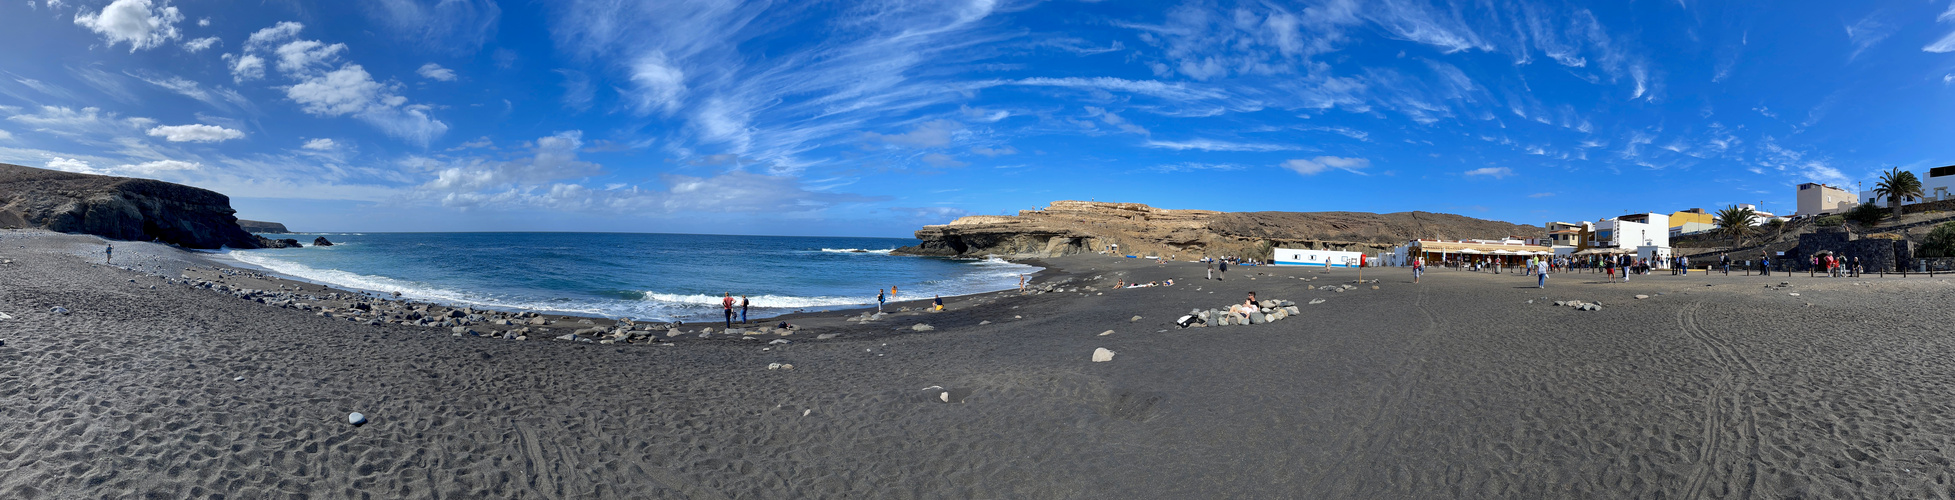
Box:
[6, 229, 1955, 498]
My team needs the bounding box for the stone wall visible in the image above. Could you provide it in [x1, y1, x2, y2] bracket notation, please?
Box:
[1789, 227, 1915, 272]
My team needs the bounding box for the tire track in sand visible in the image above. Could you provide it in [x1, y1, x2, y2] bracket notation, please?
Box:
[1675, 301, 1763, 499]
[1305, 282, 1442, 494]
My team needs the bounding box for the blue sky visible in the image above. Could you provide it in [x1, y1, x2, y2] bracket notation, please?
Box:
[2, 0, 1954, 237]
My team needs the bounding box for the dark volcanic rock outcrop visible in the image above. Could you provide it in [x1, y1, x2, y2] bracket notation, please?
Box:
[238, 219, 290, 233]
[0, 163, 263, 249]
[899, 200, 1539, 259]
[313, 237, 334, 246]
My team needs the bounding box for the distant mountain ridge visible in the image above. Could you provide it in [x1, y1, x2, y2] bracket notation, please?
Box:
[0, 163, 265, 249]
[897, 200, 1539, 259]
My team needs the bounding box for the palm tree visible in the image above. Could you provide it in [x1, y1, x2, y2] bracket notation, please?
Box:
[1873, 167, 1925, 219]
[1713, 204, 1757, 247]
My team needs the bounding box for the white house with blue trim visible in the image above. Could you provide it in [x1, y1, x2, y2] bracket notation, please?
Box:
[1273, 248, 1365, 268]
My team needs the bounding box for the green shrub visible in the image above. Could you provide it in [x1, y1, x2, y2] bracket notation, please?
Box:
[1844, 203, 1886, 226]
[1815, 215, 1844, 227]
[1922, 222, 1955, 258]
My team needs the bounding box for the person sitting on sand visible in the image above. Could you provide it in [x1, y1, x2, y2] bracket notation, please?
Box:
[1116, 279, 1125, 288]
[933, 295, 944, 312]
[1163, 279, 1173, 286]
[1230, 292, 1262, 315]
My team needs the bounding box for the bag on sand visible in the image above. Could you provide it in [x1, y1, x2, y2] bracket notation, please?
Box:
[1175, 314, 1204, 329]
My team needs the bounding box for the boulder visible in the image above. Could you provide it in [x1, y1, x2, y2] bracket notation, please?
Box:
[1092, 347, 1116, 362]
[911, 323, 935, 331]
[312, 236, 334, 246]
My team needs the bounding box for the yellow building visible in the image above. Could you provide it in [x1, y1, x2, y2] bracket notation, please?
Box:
[1668, 208, 1714, 237]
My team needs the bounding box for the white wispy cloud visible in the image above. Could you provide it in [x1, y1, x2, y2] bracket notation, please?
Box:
[359, 0, 501, 54]
[1144, 138, 1298, 152]
[1464, 167, 1513, 178]
[127, 73, 254, 112]
[147, 124, 244, 142]
[73, 0, 183, 52]
[864, 119, 962, 148]
[1001, 76, 1228, 101]
[301, 138, 337, 150]
[416, 63, 457, 81]
[1281, 156, 1369, 175]
[1084, 106, 1148, 135]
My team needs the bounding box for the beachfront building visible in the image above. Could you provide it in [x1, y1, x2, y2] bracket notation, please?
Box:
[1397, 238, 1553, 268]
[1584, 213, 1672, 263]
[1544, 221, 1589, 256]
[1796, 183, 1858, 216]
[1667, 209, 1715, 237]
[1272, 248, 1365, 268]
[1858, 165, 1955, 208]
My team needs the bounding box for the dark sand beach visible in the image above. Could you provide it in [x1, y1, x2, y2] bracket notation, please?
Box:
[7, 229, 1955, 498]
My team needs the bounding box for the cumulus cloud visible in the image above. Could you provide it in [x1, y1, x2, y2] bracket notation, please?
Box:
[73, 0, 183, 52]
[286, 65, 390, 116]
[181, 36, 218, 53]
[1281, 156, 1370, 175]
[146, 123, 244, 142]
[121, 159, 200, 174]
[272, 40, 349, 75]
[47, 157, 99, 174]
[416, 63, 457, 81]
[865, 119, 962, 148]
[0, 129, 12, 141]
[222, 53, 266, 82]
[1464, 167, 1513, 178]
[302, 138, 337, 150]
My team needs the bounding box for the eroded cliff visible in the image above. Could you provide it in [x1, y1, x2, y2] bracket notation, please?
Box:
[898, 200, 1539, 259]
[0, 163, 264, 249]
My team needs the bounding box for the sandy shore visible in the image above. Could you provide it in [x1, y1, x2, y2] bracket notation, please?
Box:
[7, 229, 1955, 497]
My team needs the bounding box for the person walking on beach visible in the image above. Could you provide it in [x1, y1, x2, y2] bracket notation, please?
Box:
[1218, 259, 1227, 281]
[722, 292, 735, 328]
[739, 295, 750, 325]
[1207, 259, 1215, 280]
[876, 288, 887, 312]
[1018, 274, 1028, 292]
[1413, 257, 1424, 283]
[104, 243, 113, 264]
[1536, 258, 1550, 288]
[1721, 253, 1730, 275]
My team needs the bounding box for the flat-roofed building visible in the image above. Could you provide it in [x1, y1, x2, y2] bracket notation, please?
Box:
[1668, 208, 1714, 236]
[1859, 165, 1955, 208]
[1796, 183, 1857, 216]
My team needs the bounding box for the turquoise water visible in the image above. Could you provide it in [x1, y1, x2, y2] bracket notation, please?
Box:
[222, 233, 1037, 321]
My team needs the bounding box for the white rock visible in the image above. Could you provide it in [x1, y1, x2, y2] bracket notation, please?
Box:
[803, 409, 811, 416]
[233, 376, 244, 381]
[940, 392, 951, 403]
[1634, 295, 1649, 300]
[1092, 347, 1116, 362]
[349, 412, 367, 425]
[1309, 299, 1326, 305]
[769, 339, 790, 345]
[1789, 292, 1801, 296]
[1130, 315, 1142, 322]
[768, 363, 783, 370]
[978, 320, 991, 325]
[911, 323, 935, 331]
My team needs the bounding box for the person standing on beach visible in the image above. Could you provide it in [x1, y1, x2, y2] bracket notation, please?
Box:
[1018, 274, 1028, 292]
[890, 285, 898, 300]
[1536, 258, 1549, 288]
[1218, 259, 1227, 281]
[104, 243, 113, 264]
[1207, 259, 1215, 280]
[722, 293, 735, 328]
[1413, 257, 1424, 283]
[740, 295, 749, 325]
[877, 288, 886, 312]
[1721, 253, 1730, 275]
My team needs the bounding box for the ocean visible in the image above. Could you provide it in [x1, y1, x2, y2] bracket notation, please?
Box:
[219, 232, 1038, 322]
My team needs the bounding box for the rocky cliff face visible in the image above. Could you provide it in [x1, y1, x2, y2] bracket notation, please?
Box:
[238, 219, 290, 233]
[898, 200, 1540, 259]
[0, 163, 264, 249]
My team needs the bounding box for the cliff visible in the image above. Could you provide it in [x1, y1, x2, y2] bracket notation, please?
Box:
[238, 219, 290, 233]
[0, 163, 264, 249]
[898, 200, 1539, 259]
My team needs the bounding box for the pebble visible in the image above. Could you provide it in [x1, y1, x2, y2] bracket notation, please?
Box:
[911, 323, 935, 331]
[1129, 315, 1142, 322]
[1789, 292, 1801, 296]
[817, 333, 840, 340]
[1099, 330, 1114, 336]
[0, 312, 11, 320]
[768, 362, 783, 370]
[769, 339, 790, 345]
[233, 376, 244, 381]
[1635, 295, 1649, 300]
[349, 412, 367, 426]
[978, 320, 991, 325]
[1309, 299, 1326, 305]
[1092, 347, 1116, 362]
[50, 306, 70, 315]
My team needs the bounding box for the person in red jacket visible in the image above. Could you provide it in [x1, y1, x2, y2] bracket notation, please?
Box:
[722, 292, 735, 328]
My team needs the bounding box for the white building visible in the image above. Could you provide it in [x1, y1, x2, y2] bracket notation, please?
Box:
[1272, 248, 1365, 268]
[1859, 165, 1955, 208]
[1592, 213, 1672, 263]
